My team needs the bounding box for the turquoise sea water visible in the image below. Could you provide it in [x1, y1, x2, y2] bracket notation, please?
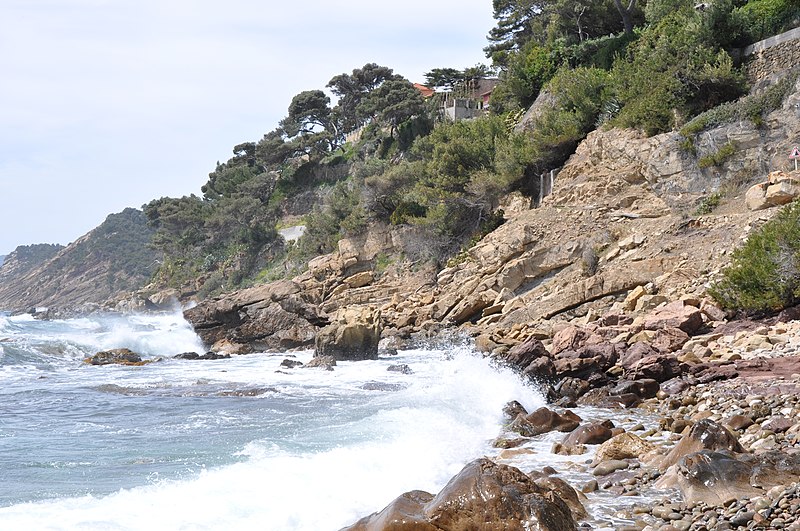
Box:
[0, 312, 545, 530]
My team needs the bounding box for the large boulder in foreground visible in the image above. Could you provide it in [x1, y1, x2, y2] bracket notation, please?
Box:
[314, 307, 381, 361]
[343, 458, 577, 531]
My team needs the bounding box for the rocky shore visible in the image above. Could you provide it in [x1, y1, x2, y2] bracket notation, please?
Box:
[333, 299, 800, 530]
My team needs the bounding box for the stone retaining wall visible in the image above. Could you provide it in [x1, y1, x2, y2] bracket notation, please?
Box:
[743, 26, 800, 84]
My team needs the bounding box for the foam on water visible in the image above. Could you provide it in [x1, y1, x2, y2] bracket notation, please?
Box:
[0, 326, 546, 530]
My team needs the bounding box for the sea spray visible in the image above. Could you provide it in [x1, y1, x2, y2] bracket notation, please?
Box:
[0, 315, 546, 530]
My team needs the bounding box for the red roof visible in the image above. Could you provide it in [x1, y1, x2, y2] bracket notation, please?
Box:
[413, 83, 435, 98]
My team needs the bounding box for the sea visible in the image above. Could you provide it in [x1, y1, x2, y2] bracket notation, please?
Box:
[0, 311, 657, 530]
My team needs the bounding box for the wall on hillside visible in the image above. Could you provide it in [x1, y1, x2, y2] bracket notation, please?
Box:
[743, 26, 800, 84]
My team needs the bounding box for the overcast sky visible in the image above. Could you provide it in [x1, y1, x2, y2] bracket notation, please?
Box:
[0, 0, 496, 255]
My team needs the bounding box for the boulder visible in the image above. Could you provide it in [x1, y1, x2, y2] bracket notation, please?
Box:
[509, 407, 581, 437]
[303, 355, 336, 370]
[626, 352, 681, 382]
[610, 379, 659, 399]
[643, 301, 704, 335]
[649, 327, 690, 352]
[745, 182, 770, 211]
[314, 307, 381, 361]
[84, 348, 146, 366]
[656, 419, 744, 472]
[343, 459, 578, 531]
[497, 337, 555, 378]
[663, 450, 800, 506]
[561, 421, 614, 447]
[594, 432, 655, 464]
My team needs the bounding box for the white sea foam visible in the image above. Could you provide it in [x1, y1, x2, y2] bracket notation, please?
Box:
[0, 347, 545, 530]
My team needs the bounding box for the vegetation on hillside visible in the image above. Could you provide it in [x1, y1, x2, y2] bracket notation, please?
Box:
[710, 200, 800, 313]
[141, 0, 799, 297]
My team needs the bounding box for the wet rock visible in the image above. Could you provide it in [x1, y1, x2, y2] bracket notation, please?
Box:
[342, 489, 437, 531]
[509, 407, 581, 437]
[503, 400, 528, 420]
[84, 348, 147, 366]
[611, 379, 660, 399]
[314, 307, 381, 361]
[175, 352, 231, 360]
[303, 355, 336, 370]
[562, 421, 614, 447]
[386, 364, 412, 374]
[594, 432, 655, 464]
[657, 419, 744, 472]
[497, 337, 554, 378]
[577, 388, 642, 409]
[344, 459, 578, 531]
[554, 377, 591, 400]
[593, 459, 629, 476]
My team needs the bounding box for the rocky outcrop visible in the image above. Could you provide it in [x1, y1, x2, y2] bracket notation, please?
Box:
[314, 307, 381, 361]
[183, 279, 327, 352]
[343, 458, 578, 531]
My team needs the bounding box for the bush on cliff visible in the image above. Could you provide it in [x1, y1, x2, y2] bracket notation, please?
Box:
[709, 200, 800, 313]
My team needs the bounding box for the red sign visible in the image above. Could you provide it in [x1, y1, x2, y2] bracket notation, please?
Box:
[791, 147, 800, 159]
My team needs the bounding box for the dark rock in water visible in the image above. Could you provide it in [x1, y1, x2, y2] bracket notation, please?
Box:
[530, 474, 588, 521]
[386, 364, 412, 374]
[174, 352, 231, 361]
[280, 359, 304, 368]
[217, 387, 277, 397]
[503, 400, 528, 420]
[183, 279, 326, 351]
[314, 307, 381, 361]
[657, 419, 743, 472]
[554, 377, 591, 400]
[360, 382, 407, 391]
[343, 458, 577, 530]
[562, 422, 614, 447]
[303, 355, 336, 371]
[84, 348, 147, 366]
[510, 407, 581, 437]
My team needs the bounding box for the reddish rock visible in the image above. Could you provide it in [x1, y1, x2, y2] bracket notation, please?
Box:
[562, 422, 614, 447]
[510, 407, 581, 437]
[611, 379, 659, 399]
[724, 414, 754, 431]
[551, 326, 592, 355]
[627, 353, 681, 382]
[644, 301, 704, 335]
[650, 327, 690, 352]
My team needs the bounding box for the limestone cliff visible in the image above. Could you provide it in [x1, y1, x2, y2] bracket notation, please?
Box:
[0, 208, 159, 314]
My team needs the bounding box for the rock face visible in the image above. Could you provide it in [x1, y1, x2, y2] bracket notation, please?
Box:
[184, 279, 327, 352]
[343, 458, 577, 531]
[314, 307, 381, 361]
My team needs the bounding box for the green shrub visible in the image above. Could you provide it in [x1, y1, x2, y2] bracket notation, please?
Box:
[709, 200, 800, 312]
[698, 142, 736, 168]
[695, 192, 723, 215]
[731, 0, 800, 45]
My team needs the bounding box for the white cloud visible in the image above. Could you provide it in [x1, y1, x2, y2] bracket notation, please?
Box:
[0, 0, 495, 254]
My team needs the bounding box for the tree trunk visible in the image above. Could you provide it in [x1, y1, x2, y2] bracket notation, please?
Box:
[613, 0, 636, 34]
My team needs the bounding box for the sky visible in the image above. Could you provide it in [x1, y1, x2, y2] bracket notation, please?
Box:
[0, 0, 497, 255]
